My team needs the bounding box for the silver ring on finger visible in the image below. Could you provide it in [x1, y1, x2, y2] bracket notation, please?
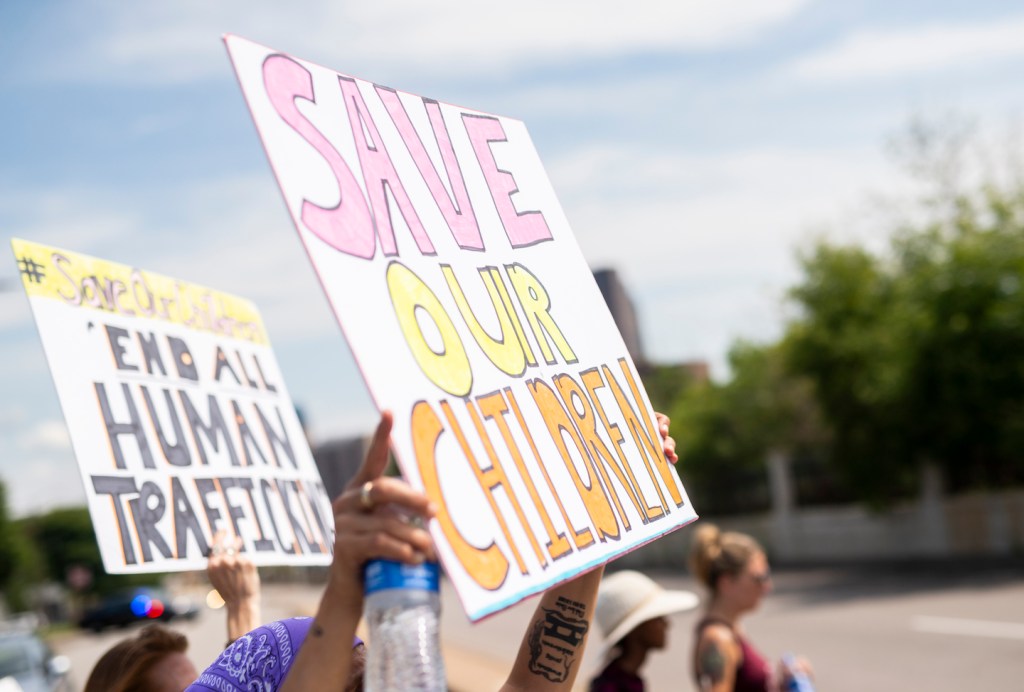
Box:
[359, 481, 375, 512]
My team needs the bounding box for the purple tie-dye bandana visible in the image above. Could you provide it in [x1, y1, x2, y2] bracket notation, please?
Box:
[186, 617, 362, 691]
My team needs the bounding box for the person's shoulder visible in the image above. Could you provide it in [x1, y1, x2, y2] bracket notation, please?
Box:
[693, 620, 742, 687]
[696, 621, 737, 649]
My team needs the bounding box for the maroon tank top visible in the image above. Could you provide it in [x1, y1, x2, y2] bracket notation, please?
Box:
[695, 618, 772, 692]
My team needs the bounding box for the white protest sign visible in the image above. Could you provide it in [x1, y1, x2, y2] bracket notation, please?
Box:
[225, 34, 697, 620]
[11, 239, 334, 574]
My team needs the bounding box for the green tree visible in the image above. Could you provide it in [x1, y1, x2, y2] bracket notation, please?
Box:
[786, 122, 1024, 502]
[645, 119, 1024, 510]
[897, 189, 1024, 489]
[20, 507, 160, 599]
[669, 341, 828, 514]
[0, 481, 16, 591]
[785, 243, 920, 503]
[3, 526, 45, 613]
[0, 481, 46, 612]
[640, 362, 700, 414]
[24, 508, 103, 593]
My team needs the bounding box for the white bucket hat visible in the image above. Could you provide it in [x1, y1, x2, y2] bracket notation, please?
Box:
[595, 570, 700, 651]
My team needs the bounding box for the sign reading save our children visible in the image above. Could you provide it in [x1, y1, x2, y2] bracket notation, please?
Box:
[11, 238, 334, 574]
[226, 35, 697, 620]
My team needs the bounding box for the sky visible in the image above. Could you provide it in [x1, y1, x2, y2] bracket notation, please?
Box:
[2, 0, 1023, 516]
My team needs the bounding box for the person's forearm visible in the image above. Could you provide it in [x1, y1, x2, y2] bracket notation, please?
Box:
[501, 565, 604, 692]
[225, 596, 261, 643]
[279, 577, 362, 692]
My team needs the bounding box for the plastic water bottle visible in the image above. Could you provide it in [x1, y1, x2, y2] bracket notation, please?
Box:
[364, 559, 446, 691]
[782, 653, 815, 692]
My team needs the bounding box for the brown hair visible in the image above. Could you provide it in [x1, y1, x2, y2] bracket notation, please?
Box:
[84, 624, 188, 692]
[688, 524, 762, 592]
[346, 642, 367, 692]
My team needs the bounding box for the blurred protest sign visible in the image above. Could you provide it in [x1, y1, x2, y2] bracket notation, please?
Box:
[11, 238, 333, 574]
[225, 35, 697, 620]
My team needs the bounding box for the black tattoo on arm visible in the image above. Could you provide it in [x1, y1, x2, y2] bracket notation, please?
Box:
[697, 640, 726, 689]
[526, 596, 590, 683]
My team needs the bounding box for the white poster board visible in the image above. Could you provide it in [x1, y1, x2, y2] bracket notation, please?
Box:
[11, 238, 333, 573]
[225, 35, 697, 620]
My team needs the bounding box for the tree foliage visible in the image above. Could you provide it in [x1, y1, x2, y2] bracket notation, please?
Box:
[18, 507, 160, 598]
[785, 243, 920, 503]
[0, 481, 45, 612]
[0, 481, 16, 589]
[897, 194, 1024, 489]
[0, 501, 162, 614]
[660, 342, 829, 514]
[645, 119, 1024, 510]
[785, 123, 1024, 502]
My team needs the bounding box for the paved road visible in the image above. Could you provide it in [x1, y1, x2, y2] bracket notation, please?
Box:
[51, 560, 1024, 691]
[439, 559, 1024, 691]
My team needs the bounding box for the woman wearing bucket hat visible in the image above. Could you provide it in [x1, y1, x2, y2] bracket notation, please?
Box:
[589, 570, 699, 691]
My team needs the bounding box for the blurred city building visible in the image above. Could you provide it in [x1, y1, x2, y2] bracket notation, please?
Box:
[592, 268, 645, 366]
[592, 268, 709, 385]
[312, 436, 368, 502]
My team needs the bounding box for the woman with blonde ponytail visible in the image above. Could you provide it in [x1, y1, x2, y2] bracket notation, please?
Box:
[688, 525, 812, 692]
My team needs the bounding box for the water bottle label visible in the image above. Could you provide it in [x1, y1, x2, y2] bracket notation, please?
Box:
[364, 559, 440, 594]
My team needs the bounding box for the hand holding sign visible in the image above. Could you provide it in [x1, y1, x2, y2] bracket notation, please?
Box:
[328, 411, 437, 603]
[656, 412, 678, 463]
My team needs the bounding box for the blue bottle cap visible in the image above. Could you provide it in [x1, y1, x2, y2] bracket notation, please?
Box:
[364, 559, 440, 595]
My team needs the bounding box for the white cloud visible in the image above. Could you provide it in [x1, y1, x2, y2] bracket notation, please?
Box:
[1, 171, 341, 341]
[0, 408, 26, 427]
[33, 0, 809, 85]
[3, 453, 85, 517]
[0, 293, 31, 330]
[140, 173, 344, 343]
[551, 143, 901, 259]
[18, 420, 71, 451]
[788, 16, 1024, 82]
[544, 141, 910, 371]
[0, 182, 170, 329]
[1, 184, 143, 253]
[3, 341, 51, 383]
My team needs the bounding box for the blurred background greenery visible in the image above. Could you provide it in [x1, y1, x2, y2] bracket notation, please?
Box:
[645, 117, 1024, 514]
[0, 482, 160, 614]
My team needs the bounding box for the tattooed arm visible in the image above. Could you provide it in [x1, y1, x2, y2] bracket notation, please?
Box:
[694, 624, 740, 692]
[499, 565, 604, 692]
[498, 412, 674, 691]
